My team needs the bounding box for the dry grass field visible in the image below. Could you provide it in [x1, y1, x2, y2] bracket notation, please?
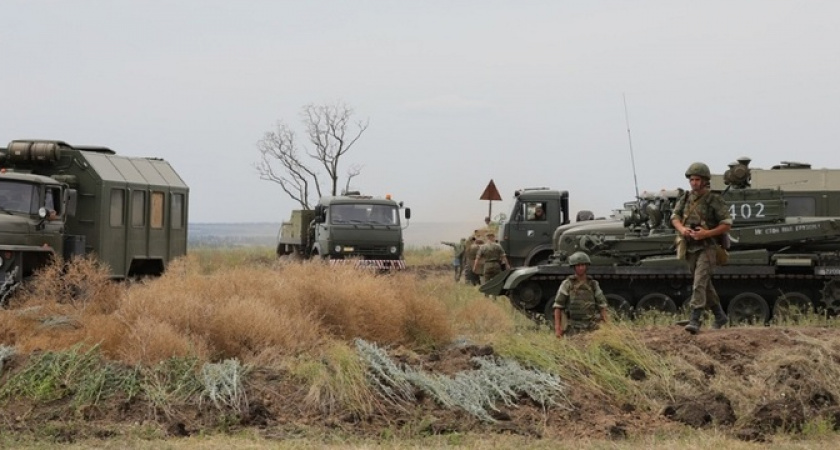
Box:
[1, 247, 840, 449]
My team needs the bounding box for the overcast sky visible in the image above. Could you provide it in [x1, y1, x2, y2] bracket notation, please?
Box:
[2, 1, 838, 225]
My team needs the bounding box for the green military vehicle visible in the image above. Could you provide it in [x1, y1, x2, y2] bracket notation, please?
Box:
[0, 139, 189, 303]
[276, 191, 410, 269]
[483, 157, 840, 325]
[497, 188, 576, 267]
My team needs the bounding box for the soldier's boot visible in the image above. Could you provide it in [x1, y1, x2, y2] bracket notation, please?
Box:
[684, 308, 703, 335]
[712, 305, 729, 329]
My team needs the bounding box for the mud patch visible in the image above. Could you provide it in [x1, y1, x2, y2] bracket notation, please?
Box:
[662, 392, 736, 427]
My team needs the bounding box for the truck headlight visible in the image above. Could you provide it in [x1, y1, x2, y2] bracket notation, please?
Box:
[334, 245, 342, 253]
[389, 246, 397, 254]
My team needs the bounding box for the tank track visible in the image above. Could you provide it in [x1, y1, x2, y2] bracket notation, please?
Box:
[511, 269, 840, 324]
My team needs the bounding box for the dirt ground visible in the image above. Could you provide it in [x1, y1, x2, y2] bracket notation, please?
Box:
[3, 326, 840, 444]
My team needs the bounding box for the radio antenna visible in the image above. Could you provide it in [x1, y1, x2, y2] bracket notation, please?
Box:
[623, 93, 641, 199]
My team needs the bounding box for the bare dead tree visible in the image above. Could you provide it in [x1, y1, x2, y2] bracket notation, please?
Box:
[344, 164, 362, 195]
[256, 102, 369, 209]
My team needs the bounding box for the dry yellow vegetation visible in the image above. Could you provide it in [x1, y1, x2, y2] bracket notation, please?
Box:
[2, 248, 840, 448]
[1, 254, 460, 366]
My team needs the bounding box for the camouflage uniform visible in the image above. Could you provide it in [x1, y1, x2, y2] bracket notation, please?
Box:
[476, 241, 506, 284]
[441, 240, 466, 281]
[553, 275, 608, 335]
[463, 240, 481, 285]
[671, 191, 733, 310]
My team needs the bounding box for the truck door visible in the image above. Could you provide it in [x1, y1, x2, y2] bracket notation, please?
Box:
[148, 190, 167, 261]
[37, 186, 65, 253]
[127, 189, 147, 272]
[504, 200, 555, 266]
[107, 187, 128, 276]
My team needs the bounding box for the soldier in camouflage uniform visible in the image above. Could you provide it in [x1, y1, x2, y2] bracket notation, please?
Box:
[463, 236, 482, 285]
[472, 232, 509, 285]
[441, 238, 467, 282]
[552, 251, 608, 338]
[671, 162, 733, 334]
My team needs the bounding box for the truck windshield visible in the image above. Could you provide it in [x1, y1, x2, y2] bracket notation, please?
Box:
[0, 181, 37, 214]
[330, 203, 398, 225]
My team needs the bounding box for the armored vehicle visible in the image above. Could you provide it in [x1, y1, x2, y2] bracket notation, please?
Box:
[276, 192, 410, 269]
[483, 158, 840, 325]
[0, 139, 189, 303]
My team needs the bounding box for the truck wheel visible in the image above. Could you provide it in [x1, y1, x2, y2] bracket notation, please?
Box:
[728, 292, 770, 325]
[511, 281, 543, 310]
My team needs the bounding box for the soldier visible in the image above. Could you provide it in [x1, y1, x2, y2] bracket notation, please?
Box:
[472, 232, 510, 286]
[482, 216, 498, 236]
[528, 204, 546, 221]
[671, 162, 733, 334]
[441, 238, 467, 282]
[463, 236, 482, 285]
[553, 251, 609, 338]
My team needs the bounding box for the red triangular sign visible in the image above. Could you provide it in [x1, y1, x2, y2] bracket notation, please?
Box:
[480, 179, 502, 201]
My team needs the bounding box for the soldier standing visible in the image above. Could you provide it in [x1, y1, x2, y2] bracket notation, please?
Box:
[670, 162, 733, 334]
[441, 238, 467, 282]
[553, 252, 609, 338]
[463, 236, 482, 285]
[482, 216, 497, 237]
[472, 232, 509, 285]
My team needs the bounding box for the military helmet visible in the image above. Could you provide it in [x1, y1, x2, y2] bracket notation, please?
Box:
[568, 251, 591, 266]
[685, 162, 711, 179]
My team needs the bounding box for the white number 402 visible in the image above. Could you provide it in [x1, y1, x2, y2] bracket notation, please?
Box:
[729, 202, 766, 219]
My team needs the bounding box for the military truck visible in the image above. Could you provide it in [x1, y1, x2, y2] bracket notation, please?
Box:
[0, 139, 189, 303]
[276, 192, 410, 269]
[498, 188, 588, 267]
[483, 158, 840, 325]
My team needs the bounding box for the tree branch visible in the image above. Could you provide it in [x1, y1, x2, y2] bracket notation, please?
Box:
[257, 101, 368, 207]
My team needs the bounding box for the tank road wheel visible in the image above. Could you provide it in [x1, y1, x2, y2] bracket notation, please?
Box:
[773, 292, 812, 322]
[635, 293, 677, 315]
[728, 292, 770, 325]
[605, 293, 633, 321]
[510, 281, 544, 310]
[821, 279, 840, 315]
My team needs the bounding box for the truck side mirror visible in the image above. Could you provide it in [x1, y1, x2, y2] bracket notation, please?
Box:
[65, 189, 78, 218]
[404, 207, 411, 220]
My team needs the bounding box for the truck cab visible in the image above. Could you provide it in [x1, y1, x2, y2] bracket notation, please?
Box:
[277, 191, 411, 270]
[499, 188, 570, 267]
[311, 194, 407, 261]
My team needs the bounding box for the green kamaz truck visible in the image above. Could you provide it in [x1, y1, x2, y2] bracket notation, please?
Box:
[276, 192, 410, 269]
[0, 139, 189, 303]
